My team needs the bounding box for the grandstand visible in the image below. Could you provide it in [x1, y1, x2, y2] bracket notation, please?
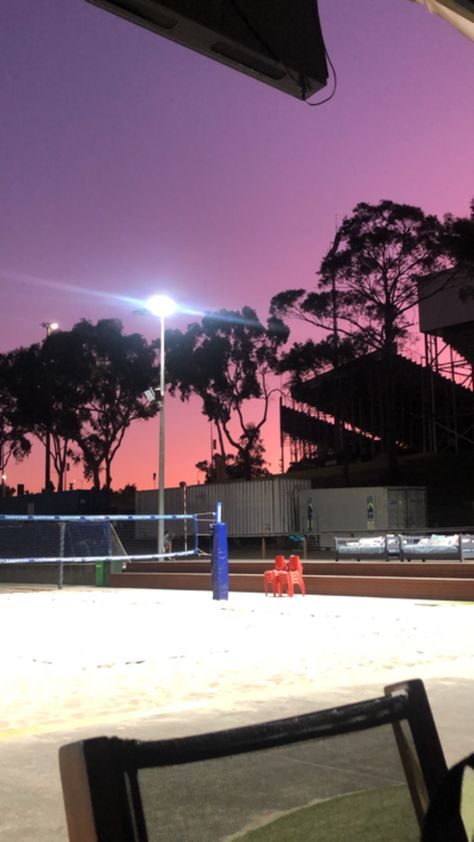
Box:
[281, 352, 474, 465]
[282, 269, 474, 466]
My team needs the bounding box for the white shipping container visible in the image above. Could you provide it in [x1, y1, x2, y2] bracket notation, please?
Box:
[298, 486, 427, 548]
[136, 477, 311, 538]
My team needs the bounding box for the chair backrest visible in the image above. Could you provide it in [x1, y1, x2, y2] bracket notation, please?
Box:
[59, 679, 457, 842]
[288, 554, 302, 572]
[274, 555, 286, 571]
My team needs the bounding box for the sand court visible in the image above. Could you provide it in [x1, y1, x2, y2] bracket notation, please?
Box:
[0, 584, 473, 840]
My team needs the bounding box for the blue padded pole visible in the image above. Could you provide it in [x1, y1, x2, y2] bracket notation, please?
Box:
[211, 501, 228, 601]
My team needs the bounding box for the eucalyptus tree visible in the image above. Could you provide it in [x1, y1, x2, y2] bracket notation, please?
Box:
[165, 307, 289, 480]
[13, 319, 159, 491]
[196, 425, 270, 483]
[443, 197, 474, 299]
[11, 330, 89, 491]
[0, 353, 31, 495]
[272, 200, 450, 357]
[271, 200, 453, 471]
[65, 319, 160, 490]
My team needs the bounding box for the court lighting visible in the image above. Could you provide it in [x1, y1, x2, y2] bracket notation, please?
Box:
[146, 294, 177, 319]
[144, 387, 159, 404]
[145, 295, 177, 555]
[41, 321, 59, 336]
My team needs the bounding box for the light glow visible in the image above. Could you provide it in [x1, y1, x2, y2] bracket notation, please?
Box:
[41, 320, 59, 336]
[146, 294, 177, 319]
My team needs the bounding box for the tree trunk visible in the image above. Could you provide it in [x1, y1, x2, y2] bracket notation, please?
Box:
[105, 458, 112, 490]
[215, 421, 228, 479]
[239, 446, 252, 480]
[92, 466, 101, 491]
[383, 345, 399, 478]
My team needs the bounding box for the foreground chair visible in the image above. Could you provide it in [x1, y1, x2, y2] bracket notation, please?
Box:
[59, 679, 467, 842]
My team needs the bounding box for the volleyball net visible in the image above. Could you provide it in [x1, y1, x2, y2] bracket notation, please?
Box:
[0, 508, 229, 597]
[0, 513, 205, 567]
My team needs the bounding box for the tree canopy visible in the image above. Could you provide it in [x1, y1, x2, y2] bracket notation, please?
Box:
[12, 319, 159, 491]
[443, 197, 474, 300]
[0, 353, 32, 495]
[65, 319, 159, 490]
[271, 200, 462, 473]
[272, 200, 452, 359]
[196, 425, 270, 482]
[165, 307, 289, 480]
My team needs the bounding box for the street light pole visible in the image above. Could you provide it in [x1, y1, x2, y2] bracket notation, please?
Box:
[40, 321, 58, 492]
[158, 313, 166, 556]
[275, 387, 290, 475]
[0, 444, 6, 498]
[145, 295, 176, 555]
[179, 480, 187, 551]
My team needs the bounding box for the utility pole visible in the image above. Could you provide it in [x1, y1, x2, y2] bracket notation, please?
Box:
[40, 321, 59, 492]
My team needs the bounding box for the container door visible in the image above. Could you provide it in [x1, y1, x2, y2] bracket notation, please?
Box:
[387, 489, 407, 531]
[406, 489, 427, 529]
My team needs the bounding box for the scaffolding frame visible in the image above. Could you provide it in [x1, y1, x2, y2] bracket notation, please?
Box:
[423, 334, 474, 453]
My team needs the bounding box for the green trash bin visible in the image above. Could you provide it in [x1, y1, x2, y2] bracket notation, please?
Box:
[95, 560, 107, 587]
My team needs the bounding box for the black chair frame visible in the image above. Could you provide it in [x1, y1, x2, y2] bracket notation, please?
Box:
[59, 679, 461, 842]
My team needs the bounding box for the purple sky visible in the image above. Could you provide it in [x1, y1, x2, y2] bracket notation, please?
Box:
[1, 0, 473, 492]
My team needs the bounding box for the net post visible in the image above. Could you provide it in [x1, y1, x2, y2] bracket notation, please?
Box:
[211, 501, 229, 601]
[193, 516, 199, 556]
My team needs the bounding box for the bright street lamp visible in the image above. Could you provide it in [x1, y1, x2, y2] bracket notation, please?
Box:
[145, 295, 177, 555]
[41, 321, 59, 337]
[146, 295, 177, 319]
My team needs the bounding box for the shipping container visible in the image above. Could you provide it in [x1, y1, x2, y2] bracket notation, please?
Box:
[136, 477, 311, 540]
[298, 486, 427, 549]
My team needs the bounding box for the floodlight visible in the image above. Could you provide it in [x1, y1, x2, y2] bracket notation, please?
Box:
[146, 294, 177, 318]
[144, 387, 157, 402]
[41, 321, 59, 335]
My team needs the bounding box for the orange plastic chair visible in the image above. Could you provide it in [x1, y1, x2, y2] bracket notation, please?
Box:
[287, 555, 305, 597]
[263, 555, 287, 596]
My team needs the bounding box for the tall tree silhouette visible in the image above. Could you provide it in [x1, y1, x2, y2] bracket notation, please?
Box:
[196, 426, 270, 482]
[13, 320, 159, 491]
[68, 319, 159, 490]
[272, 200, 453, 472]
[165, 307, 289, 480]
[12, 331, 88, 491]
[0, 353, 31, 495]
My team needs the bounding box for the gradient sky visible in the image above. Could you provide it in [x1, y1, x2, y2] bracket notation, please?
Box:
[1, 0, 473, 493]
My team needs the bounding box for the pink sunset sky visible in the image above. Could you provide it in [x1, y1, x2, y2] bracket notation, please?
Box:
[1, 0, 473, 493]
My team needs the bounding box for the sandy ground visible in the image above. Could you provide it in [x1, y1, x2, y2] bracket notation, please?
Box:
[0, 583, 473, 840]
